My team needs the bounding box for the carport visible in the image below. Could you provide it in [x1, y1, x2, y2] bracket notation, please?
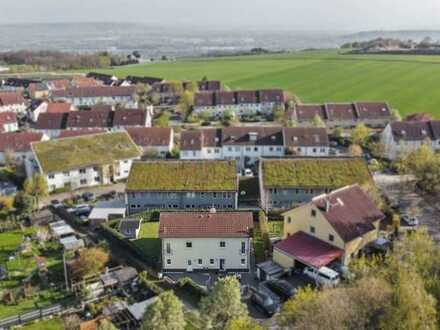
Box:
[273, 231, 344, 269]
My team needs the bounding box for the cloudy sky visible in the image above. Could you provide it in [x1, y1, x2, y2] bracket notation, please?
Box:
[2, 0, 440, 31]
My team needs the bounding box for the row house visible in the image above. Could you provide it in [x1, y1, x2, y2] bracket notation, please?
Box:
[160, 211, 253, 272]
[274, 184, 384, 269]
[0, 112, 18, 133]
[150, 80, 220, 105]
[86, 72, 119, 86]
[0, 132, 48, 165]
[28, 82, 49, 99]
[122, 75, 163, 86]
[34, 108, 152, 137]
[125, 127, 174, 158]
[290, 102, 392, 128]
[51, 86, 137, 108]
[381, 120, 440, 159]
[180, 127, 329, 170]
[29, 132, 141, 192]
[125, 160, 239, 214]
[30, 101, 75, 122]
[193, 89, 285, 118]
[0, 92, 27, 114]
[258, 157, 372, 210]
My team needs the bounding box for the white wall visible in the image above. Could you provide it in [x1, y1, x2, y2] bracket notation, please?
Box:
[162, 237, 251, 271]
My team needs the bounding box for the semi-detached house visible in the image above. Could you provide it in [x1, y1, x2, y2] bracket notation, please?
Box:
[0, 92, 27, 114]
[180, 127, 329, 170]
[30, 132, 141, 192]
[381, 120, 440, 159]
[259, 158, 372, 210]
[159, 211, 254, 272]
[125, 160, 239, 214]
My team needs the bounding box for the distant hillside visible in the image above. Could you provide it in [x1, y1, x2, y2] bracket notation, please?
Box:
[342, 30, 440, 43]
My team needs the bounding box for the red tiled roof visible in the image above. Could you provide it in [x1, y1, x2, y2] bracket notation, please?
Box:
[283, 127, 329, 148]
[198, 80, 221, 91]
[47, 79, 70, 90]
[0, 112, 17, 128]
[275, 231, 344, 268]
[222, 127, 283, 146]
[295, 104, 327, 121]
[0, 92, 25, 106]
[194, 92, 215, 107]
[326, 103, 357, 121]
[355, 102, 391, 119]
[66, 110, 112, 128]
[126, 127, 172, 147]
[258, 89, 284, 103]
[236, 91, 257, 104]
[52, 86, 135, 98]
[58, 129, 105, 139]
[312, 184, 385, 242]
[72, 76, 101, 88]
[113, 109, 146, 127]
[390, 120, 440, 142]
[35, 112, 67, 130]
[159, 212, 254, 238]
[180, 129, 222, 150]
[0, 132, 44, 152]
[46, 102, 72, 114]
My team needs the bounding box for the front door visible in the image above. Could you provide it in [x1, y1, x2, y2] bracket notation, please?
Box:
[219, 258, 225, 271]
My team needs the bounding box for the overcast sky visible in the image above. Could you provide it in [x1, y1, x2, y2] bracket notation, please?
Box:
[2, 0, 440, 31]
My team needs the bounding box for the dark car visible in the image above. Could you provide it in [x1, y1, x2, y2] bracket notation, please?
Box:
[82, 192, 95, 202]
[265, 280, 295, 300]
[251, 290, 280, 316]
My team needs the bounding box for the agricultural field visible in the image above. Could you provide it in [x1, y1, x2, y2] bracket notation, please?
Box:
[97, 50, 440, 118]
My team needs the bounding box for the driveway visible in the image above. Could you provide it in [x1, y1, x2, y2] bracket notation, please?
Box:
[41, 183, 126, 208]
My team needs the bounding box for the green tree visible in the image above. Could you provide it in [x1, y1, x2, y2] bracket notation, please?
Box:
[14, 192, 34, 218]
[391, 108, 402, 121]
[136, 83, 153, 110]
[312, 114, 326, 128]
[142, 291, 186, 330]
[273, 106, 285, 123]
[178, 90, 195, 117]
[225, 318, 262, 330]
[350, 123, 371, 147]
[72, 247, 109, 279]
[23, 174, 48, 210]
[199, 276, 248, 329]
[348, 144, 363, 157]
[278, 286, 319, 327]
[333, 127, 344, 142]
[153, 112, 170, 128]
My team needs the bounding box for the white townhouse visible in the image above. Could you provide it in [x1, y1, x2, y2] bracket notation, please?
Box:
[0, 92, 27, 114]
[0, 132, 48, 166]
[159, 211, 254, 272]
[180, 127, 330, 170]
[29, 131, 141, 192]
[0, 112, 18, 133]
[30, 101, 75, 122]
[51, 86, 138, 108]
[193, 89, 285, 118]
[381, 120, 440, 160]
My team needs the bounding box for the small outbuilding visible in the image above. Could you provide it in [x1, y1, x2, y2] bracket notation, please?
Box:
[119, 219, 142, 239]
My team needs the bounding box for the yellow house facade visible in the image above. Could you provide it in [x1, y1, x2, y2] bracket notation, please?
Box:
[273, 184, 384, 269]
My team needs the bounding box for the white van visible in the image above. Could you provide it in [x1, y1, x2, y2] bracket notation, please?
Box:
[303, 266, 340, 287]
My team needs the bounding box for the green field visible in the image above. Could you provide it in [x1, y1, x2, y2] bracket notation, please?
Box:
[98, 50, 440, 118]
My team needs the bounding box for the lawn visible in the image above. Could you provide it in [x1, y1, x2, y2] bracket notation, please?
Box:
[19, 317, 63, 330]
[132, 222, 161, 262]
[95, 50, 440, 118]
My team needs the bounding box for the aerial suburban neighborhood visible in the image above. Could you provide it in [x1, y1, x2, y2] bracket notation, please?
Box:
[1, 5, 440, 330]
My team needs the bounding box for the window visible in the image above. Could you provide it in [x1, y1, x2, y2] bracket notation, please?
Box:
[311, 209, 317, 217]
[207, 149, 212, 154]
[287, 217, 292, 224]
[228, 147, 232, 151]
[269, 147, 274, 151]
[48, 174, 55, 179]
[63, 172, 70, 177]
[241, 259, 246, 265]
[254, 147, 258, 151]
[186, 242, 192, 248]
[220, 241, 226, 248]
[245, 147, 251, 151]
[310, 226, 316, 234]
[329, 234, 334, 242]
[166, 259, 171, 265]
[94, 176, 100, 182]
[210, 259, 215, 264]
[80, 179, 87, 185]
[166, 243, 171, 254]
[241, 241, 246, 254]
[198, 259, 203, 265]
[313, 148, 317, 153]
[187, 260, 192, 266]
[79, 168, 86, 174]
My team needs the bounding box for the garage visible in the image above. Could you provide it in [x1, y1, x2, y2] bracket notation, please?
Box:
[273, 231, 344, 270]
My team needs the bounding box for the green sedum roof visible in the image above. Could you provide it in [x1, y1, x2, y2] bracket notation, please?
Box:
[262, 158, 372, 189]
[33, 132, 141, 173]
[126, 160, 238, 191]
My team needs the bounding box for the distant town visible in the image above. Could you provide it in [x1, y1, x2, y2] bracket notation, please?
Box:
[0, 66, 439, 330]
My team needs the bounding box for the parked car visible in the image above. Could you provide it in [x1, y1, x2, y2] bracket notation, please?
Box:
[74, 204, 92, 217]
[265, 280, 295, 300]
[303, 266, 340, 287]
[328, 261, 353, 280]
[251, 290, 280, 316]
[401, 214, 419, 227]
[50, 199, 63, 208]
[243, 168, 253, 177]
[82, 192, 95, 202]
